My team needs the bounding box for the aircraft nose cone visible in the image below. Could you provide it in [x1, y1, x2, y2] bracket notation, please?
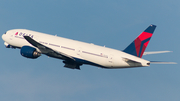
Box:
[2, 34, 5, 41]
[2, 33, 8, 42]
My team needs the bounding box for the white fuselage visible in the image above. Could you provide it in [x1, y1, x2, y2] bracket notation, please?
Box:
[2, 29, 150, 68]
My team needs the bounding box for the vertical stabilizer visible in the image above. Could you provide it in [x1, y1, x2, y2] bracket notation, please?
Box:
[123, 24, 156, 58]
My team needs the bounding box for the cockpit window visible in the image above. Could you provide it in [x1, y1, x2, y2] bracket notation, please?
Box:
[4, 32, 7, 34]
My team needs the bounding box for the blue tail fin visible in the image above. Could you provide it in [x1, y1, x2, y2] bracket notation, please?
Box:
[123, 24, 156, 58]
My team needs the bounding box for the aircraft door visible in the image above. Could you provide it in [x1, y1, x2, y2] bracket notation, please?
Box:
[10, 33, 14, 40]
[76, 47, 81, 56]
[108, 54, 114, 67]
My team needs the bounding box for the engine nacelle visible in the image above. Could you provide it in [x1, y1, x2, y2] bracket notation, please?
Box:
[20, 46, 41, 59]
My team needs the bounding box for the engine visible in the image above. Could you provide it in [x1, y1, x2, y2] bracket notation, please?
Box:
[20, 46, 41, 59]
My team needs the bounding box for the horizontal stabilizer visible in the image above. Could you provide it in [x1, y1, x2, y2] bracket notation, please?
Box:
[122, 57, 143, 67]
[123, 58, 140, 63]
[143, 51, 172, 55]
[150, 61, 177, 64]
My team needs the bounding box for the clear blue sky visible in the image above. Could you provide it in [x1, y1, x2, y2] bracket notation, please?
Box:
[0, 0, 179, 101]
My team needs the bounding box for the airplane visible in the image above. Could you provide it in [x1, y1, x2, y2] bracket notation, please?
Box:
[2, 24, 176, 70]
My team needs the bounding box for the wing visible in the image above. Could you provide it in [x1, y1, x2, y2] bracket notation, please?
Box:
[143, 51, 172, 55]
[24, 36, 81, 69]
[23, 36, 74, 60]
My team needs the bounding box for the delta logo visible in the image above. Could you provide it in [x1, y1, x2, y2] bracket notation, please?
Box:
[15, 32, 34, 38]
